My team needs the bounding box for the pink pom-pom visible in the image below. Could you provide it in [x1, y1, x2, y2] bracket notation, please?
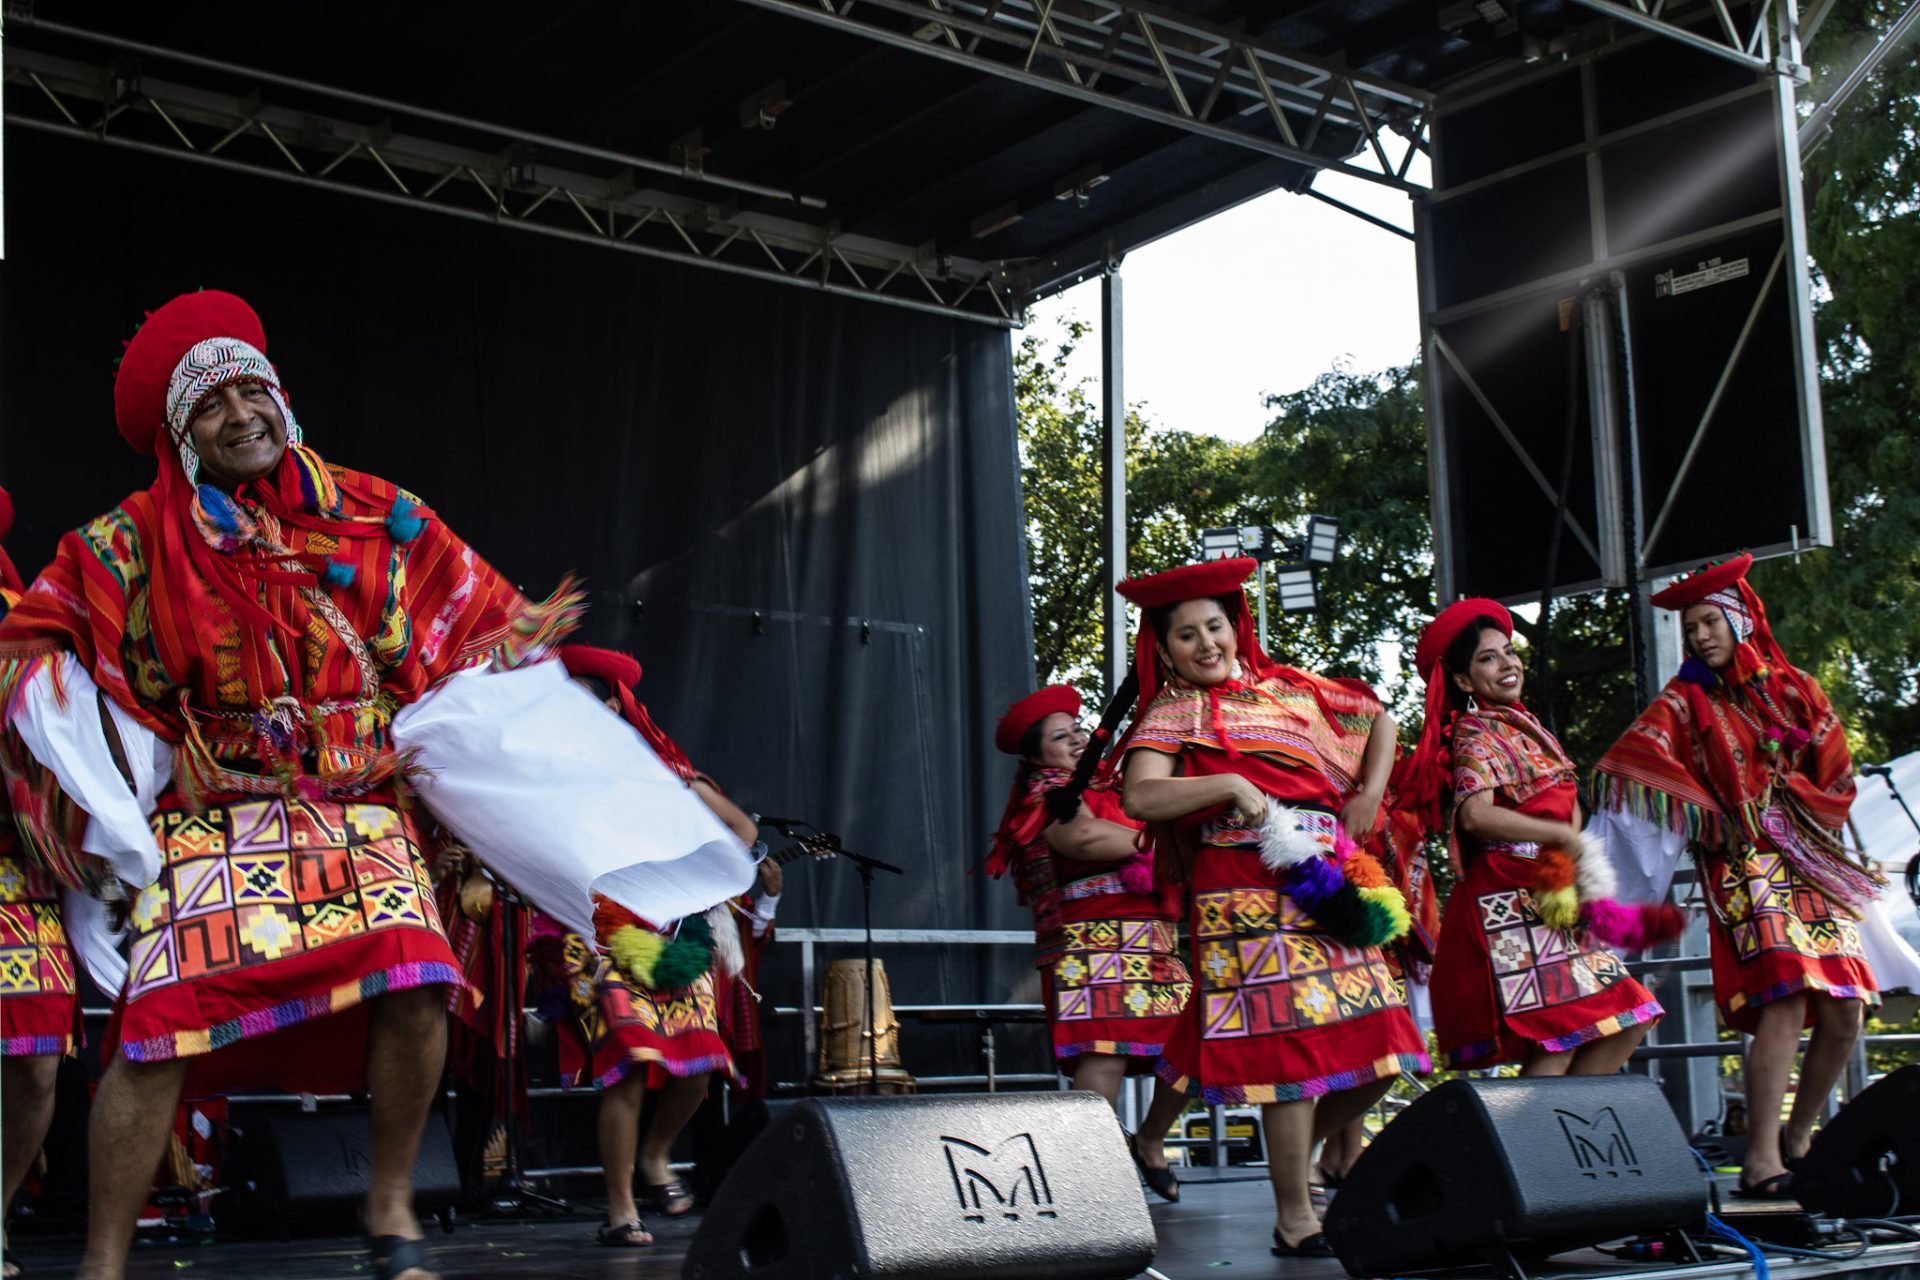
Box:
[1637, 901, 1688, 945]
[1118, 854, 1156, 895]
[1332, 829, 1359, 862]
[1784, 726, 1811, 750]
[1584, 898, 1644, 949]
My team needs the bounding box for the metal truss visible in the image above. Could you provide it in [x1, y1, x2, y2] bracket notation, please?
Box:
[1564, 0, 1796, 74]
[1, 24, 1018, 327]
[734, 0, 1433, 193]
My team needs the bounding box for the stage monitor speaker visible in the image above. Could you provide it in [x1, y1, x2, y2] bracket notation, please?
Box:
[683, 1092, 1155, 1280]
[1793, 1063, 1920, 1218]
[222, 1104, 461, 1232]
[1325, 1076, 1708, 1277]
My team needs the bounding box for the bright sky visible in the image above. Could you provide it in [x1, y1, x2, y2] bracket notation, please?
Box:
[1034, 157, 1430, 442]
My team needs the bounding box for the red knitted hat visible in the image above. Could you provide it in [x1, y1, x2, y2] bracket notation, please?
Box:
[994, 685, 1081, 755]
[1115, 557, 1256, 609]
[559, 644, 643, 693]
[1414, 598, 1513, 683]
[113, 290, 267, 455]
[1649, 553, 1753, 611]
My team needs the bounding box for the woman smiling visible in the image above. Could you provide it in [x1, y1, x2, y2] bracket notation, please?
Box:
[1113, 558, 1426, 1258]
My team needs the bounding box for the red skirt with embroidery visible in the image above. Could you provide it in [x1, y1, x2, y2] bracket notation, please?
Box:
[561, 957, 737, 1091]
[1042, 868, 1191, 1070]
[1700, 831, 1879, 1033]
[1158, 815, 1429, 1105]
[1430, 786, 1662, 1069]
[0, 838, 79, 1057]
[113, 793, 460, 1094]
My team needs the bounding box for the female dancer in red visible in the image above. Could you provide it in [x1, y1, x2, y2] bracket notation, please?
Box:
[1115, 559, 1426, 1256]
[1391, 600, 1668, 1074]
[986, 685, 1193, 1200]
[1594, 556, 1879, 1198]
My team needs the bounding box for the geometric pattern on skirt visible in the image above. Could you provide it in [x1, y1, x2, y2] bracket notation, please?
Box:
[1480, 887, 1630, 1016]
[1192, 888, 1401, 1037]
[1052, 918, 1189, 1024]
[0, 845, 77, 1056]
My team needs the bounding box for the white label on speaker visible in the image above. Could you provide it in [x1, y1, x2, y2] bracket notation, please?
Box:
[1654, 257, 1751, 298]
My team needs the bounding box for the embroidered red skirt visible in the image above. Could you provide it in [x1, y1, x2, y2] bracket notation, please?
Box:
[0, 840, 78, 1057]
[1042, 907, 1191, 1071]
[573, 960, 736, 1090]
[115, 794, 460, 1093]
[1701, 836, 1878, 1033]
[1158, 836, 1429, 1105]
[1431, 845, 1662, 1070]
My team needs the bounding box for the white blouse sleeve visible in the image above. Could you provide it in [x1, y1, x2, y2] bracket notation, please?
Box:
[10, 653, 168, 888]
[1586, 804, 1687, 904]
[390, 660, 758, 940]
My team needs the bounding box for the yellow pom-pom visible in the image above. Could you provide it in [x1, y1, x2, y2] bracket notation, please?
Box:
[1536, 885, 1581, 931]
[609, 924, 666, 985]
[1357, 885, 1413, 942]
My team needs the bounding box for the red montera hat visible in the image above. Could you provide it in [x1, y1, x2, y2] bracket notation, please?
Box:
[1414, 598, 1513, 683]
[114, 290, 267, 455]
[1649, 553, 1753, 612]
[560, 644, 643, 693]
[995, 685, 1082, 755]
[1115, 557, 1257, 610]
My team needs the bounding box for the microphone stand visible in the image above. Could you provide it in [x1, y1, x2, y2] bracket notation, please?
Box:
[759, 818, 903, 1092]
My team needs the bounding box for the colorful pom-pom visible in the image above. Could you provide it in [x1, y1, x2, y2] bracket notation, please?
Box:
[1533, 849, 1577, 894]
[1357, 885, 1412, 943]
[386, 496, 426, 544]
[608, 925, 665, 985]
[1783, 726, 1811, 750]
[1118, 853, 1156, 895]
[1342, 850, 1391, 890]
[652, 924, 714, 989]
[1290, 853, 1347, 905]
[322, 556, 356, 588]
[1535, 885, 1582, 932]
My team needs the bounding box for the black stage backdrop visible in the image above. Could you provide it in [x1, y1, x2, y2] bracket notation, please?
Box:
[0, 132, 1049, 1088]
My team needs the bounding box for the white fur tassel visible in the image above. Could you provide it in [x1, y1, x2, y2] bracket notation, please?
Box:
[707, 902, 746, 978]
[1259, 804, 1323, 873]
[1573, 829, 1618, 904]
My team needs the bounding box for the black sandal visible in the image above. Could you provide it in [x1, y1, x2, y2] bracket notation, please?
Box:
[596, 1219, 654, 1247]
[1272, 1228, 1335, 1257]
[637, 1179, 696, 1217]
[1127, 1133, 1181, 1203]
[1733, 1171, 1797, 1201]
[1313, 1164, 1347, 1190]
[369, 1235, 435, 1280]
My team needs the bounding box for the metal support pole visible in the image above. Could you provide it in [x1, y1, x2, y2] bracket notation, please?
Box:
[1100, 265, 1128, 696]
[1255, 560, 1269, 653]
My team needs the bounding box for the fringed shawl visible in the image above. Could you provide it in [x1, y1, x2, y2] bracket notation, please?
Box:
[984, 765, 1140, 967]
[1452, 703, 1577, 813]
[1594, 664, 1877, 909]
[1127, 666, 1380, 791]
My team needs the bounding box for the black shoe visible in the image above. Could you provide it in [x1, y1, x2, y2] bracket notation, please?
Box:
[1272, 1228, 1335, 1257]
[1128, 1133, 1181, 1203]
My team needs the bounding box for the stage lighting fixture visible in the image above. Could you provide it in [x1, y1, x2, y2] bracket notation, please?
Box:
[1200, 527, 1242, 561]
[1305, 515, 1340, 564]
[1275, 565, 1318, 612]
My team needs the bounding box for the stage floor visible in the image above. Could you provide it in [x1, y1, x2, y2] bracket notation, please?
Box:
[11, 1173, 1920, 1279]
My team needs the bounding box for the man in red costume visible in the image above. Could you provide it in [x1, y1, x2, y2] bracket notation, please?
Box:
[0, 292, 754, 1280]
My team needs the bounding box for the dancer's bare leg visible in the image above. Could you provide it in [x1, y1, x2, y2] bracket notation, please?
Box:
[72, 1056, 189, 1280]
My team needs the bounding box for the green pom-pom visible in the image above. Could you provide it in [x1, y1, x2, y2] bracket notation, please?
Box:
[650, 915, 714, 989]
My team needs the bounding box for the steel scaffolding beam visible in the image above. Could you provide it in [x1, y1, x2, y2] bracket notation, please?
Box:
[733, 0, 1433, 193]
[2, 38, 1017, 327]
[1565, 0, 1791, 74]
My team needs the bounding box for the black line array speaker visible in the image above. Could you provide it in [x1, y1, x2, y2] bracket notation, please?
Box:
[682, 1092, 1155, 1280]
[1793, 1063, 1920, 1218]
[1325, 1076, 1708, 1276]
[220, 1104, 461, 1232]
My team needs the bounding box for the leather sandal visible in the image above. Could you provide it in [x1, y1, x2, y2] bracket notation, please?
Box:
[1272, 1228, 1335, 1257]
[369, 1234, 435, 1280]
[1127, 1133, 1181, 1203]
[596, 1219, 654, 1247]
[637, 1178, 696, 1217]
[1733, 1171, 1797, 1201]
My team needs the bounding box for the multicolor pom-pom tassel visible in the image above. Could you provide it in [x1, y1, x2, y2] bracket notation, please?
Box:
[593, 897, 717, 990]
[386, 496, 426, 544]
[322, 556, 356, 588]
[1117, 851, 1156, 894]
[1532, 849, 1582, 931]
[1262, 807, 1411, 948]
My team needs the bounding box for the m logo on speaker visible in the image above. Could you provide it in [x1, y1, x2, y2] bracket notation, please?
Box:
[1556, 1107, 1641, 1178]
[942, 1132, 1058, 1223]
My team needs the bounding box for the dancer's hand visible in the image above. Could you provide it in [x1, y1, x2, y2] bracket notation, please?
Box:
[1230, 777, 1269, 826]
[1340, 788, 1384, 841]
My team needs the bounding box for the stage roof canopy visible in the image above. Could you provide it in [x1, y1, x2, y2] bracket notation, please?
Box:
[4, 0, 1792, 325]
